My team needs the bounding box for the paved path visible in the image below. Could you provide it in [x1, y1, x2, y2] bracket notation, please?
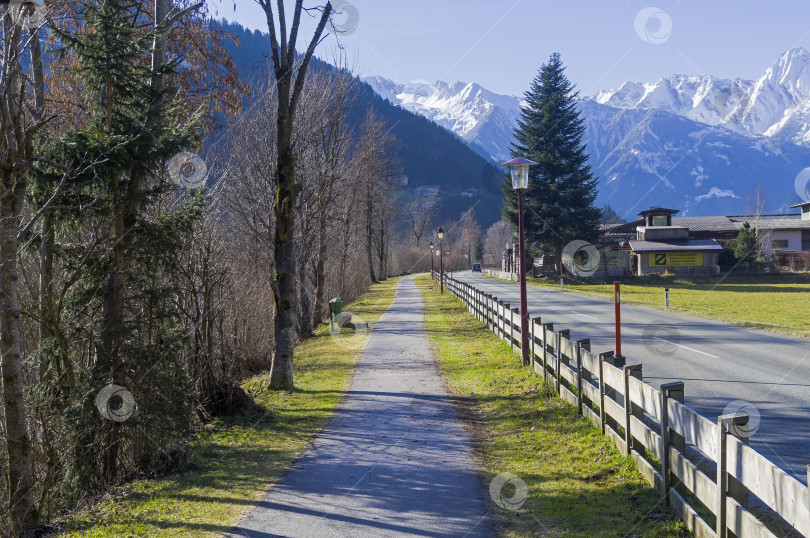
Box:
[228, 276, 492, 538]
[453, 270, 810, 482]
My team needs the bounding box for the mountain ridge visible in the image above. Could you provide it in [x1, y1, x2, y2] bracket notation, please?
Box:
[365, 48, 810, 217]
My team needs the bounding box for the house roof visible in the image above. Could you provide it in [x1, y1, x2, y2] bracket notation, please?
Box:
[672, 215, 810, 232]
[629, 239, 724, 253]
[638, 207, 680, 216]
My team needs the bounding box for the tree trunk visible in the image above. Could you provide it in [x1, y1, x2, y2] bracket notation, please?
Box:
[366, 186, 376, 283]
[378, 225, 385, 280]
[313, 216, 327, 325]
[0, 174, 39, 531]
[0, 10, 39, 531]
[99, 173, 126, 482]
[269, 76, 297, 390]
[261, 0, 332, 390]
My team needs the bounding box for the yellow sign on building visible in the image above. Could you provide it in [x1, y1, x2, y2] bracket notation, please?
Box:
[648, 252, 703, 267]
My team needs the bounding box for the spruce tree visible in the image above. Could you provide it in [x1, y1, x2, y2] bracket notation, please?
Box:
[734, 221, 759, 262]
[33, 0, 201, 488]
[503, 53, 601, 266]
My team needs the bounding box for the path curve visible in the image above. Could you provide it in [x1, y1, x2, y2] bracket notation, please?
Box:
[228, 275, 492, 538]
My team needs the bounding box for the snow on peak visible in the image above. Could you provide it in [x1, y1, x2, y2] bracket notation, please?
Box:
[586, 48, 810, 145]
[361, 76, 523, 161]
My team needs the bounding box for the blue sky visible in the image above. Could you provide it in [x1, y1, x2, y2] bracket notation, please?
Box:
[207, 1, 810, 97]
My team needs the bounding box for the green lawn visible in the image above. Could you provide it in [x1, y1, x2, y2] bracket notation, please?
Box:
[506, 273, 810, 338]
[415, 275, 689, 537]
[59, 277, 402, 537]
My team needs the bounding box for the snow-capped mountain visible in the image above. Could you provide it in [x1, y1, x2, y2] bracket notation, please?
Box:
[593, 48, 810, 145]
[364, 48, 810, 216]
[362, 76, 522, 162]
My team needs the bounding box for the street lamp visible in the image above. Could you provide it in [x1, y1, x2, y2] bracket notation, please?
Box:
[437, 227, 444, 293]
[430, 242, 434, 274]
[502, 157, 538, 366]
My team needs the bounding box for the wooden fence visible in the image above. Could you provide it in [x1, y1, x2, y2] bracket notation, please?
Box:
[431, 271, 809, 538]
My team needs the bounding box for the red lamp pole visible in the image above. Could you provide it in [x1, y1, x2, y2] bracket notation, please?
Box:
[503, 157, 537, 368]
[440, 242, 443, 293]
[517, 189, 529, 366]
[438, 227, 444, 293]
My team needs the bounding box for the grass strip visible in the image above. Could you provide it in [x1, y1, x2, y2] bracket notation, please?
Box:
[487, 272, 810, 338]
[60, 277, 403, 537]
[415, 275, 689, 537]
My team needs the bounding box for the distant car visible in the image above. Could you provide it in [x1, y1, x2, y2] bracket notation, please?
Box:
[472, 263, 482, 272]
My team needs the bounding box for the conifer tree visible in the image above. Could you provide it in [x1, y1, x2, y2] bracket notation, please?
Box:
[734, 221, 759, 263]
[503, 53, 601, 266]
[36, 0, 201, 485]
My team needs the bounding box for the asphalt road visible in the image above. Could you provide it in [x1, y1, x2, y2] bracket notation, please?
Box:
[229, 276, 492, 538]
[452, 270, 810, 483]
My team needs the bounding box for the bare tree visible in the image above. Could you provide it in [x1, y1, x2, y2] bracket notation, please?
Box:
[405, 197, 436, 248]
[256, 0, 333, 390]
[484, 219, 514, 269]
[458, 208, 481, 269]
[352, 111, 400, 283]
[0, 4, 45, 529]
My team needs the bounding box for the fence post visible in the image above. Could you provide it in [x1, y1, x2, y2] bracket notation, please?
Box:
[532, 317, 542, 369]
[717, 413, 748, 538]
[598, 351, 614, 434]
[661, 381, 686, 500]
[511, 307, 520, 353]
[576, 339, 590, 415]
[556, 329, 570, 395]
[498, 300, 505, 339]
[503, 303, 512, 347]
[542, 322, 554, 384]
[623, 364, 643, 456]
[485, 294, 491, 330]
[725, 413, 751, 514]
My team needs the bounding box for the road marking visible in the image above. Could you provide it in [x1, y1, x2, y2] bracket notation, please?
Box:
[654, 337, 719, 359]
[571, 311, 599, 321]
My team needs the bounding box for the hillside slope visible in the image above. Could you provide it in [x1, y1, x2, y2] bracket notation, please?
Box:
[217, 22, 504, 228]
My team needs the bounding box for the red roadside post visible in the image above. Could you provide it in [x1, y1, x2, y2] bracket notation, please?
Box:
[614, 281, 622, 356]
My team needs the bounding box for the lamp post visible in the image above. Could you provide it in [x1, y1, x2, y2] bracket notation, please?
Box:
[502, 157, 538, 366]
[430, 242, 434, 274]
[437, 227, 444, 293]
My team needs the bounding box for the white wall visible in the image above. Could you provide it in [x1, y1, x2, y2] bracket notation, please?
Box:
[759, 230, 802, 256]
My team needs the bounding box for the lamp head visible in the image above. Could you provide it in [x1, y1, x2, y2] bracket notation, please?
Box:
[502, 157, 538, 192]
[437, 227, 444, 240]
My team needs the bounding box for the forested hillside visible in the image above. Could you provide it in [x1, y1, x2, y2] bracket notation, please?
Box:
[218, 22, 504, 228]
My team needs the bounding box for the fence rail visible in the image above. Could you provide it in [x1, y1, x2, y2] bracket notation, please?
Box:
[431, 271, 809, 538]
